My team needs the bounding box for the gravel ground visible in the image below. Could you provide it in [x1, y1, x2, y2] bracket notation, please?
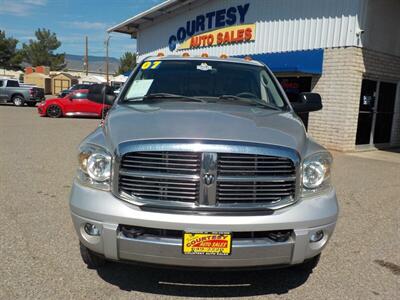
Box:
[0, 104, 399, 299]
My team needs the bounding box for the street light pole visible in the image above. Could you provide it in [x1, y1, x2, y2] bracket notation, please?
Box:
[84, 36, 89, 76]
[105, 35, 111, 84]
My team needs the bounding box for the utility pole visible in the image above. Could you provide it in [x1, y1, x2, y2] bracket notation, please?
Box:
[105, 35, 111, 85]
[84, 36, 89, 76]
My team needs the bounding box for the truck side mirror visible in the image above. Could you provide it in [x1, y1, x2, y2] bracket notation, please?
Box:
[87, 84, 116, 105]
[291, 92, 323, 113]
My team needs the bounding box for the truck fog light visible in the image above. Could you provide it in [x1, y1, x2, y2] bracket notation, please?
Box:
[84, 223, 101, 236]
[310, 230, 324, 243]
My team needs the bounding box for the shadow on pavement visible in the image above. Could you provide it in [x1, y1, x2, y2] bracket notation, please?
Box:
[97, 262, 312, 297]
[376, 147, 400, 154]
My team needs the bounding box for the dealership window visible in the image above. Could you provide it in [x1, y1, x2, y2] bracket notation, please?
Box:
[277, 76, 312, 129]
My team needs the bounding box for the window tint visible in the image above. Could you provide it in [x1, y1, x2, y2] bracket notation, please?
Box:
[126, 60, 286, 108]
[6, 80, 19, 87]
[72, 84, 91, 90]
[0, 80, 3, 87]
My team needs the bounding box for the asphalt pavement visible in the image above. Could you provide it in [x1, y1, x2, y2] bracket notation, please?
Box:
[0, 104, 399, 299]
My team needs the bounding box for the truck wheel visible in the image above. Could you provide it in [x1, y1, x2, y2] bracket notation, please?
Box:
[12, 95, 25, 107]
[292, 254, 320, 272]
[79, 242, 105, 269]
[46, 104, 62, 118]
[26, 102, 37, 107]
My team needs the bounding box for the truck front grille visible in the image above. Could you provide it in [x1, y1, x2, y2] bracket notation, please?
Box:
[217, 180, 296, 204]
[119, 175, 200, 202]
[121, 151, 201, 175]
[118, 148, 297, 211]
[218, 153, 295, 176]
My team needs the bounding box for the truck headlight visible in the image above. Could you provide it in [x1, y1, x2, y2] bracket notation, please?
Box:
[77, 144, 112, 190]
[302, 152, 332, 193]
[86, 153, 111, 181]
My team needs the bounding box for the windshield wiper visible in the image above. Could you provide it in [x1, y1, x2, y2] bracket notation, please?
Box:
[125, 93, 206, 103]
[217, 95, 281, 110]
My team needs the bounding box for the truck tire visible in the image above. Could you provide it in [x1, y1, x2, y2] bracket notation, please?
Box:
[46, 104, 62, 118]
[79, 242, 105, 269]
[12, 95, 25, 107]
[292, 254, 320, 272]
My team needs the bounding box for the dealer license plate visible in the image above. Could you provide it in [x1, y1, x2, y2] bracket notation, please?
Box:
[183, 232, 232, 255]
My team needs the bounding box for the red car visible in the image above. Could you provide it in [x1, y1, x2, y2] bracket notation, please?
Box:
[37, 89, 111, 118]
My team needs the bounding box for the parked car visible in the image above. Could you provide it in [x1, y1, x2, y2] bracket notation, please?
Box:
[37, 89, 110, 118]
[0, 78, 45, 106]
[70, 55, 338, 271]
[58, 84, 93, 98]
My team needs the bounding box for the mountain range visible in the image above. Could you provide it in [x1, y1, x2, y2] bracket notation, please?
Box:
[65, 54, 120, 74]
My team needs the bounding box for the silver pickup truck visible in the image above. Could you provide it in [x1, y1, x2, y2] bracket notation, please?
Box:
[70, 55, 338, 271]
[0, 78, 45, 106]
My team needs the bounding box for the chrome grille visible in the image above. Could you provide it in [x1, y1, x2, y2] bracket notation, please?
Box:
[117, 147, 297, 210]
[218, 153, 295, 176]
[121, 152, 201, 175]
[217, 180, 296, 204]
[119, 175, 200, 202]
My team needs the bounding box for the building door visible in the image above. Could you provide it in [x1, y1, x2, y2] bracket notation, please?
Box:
[356, 79, 397, 146]
[373, 82, 397, 144]
[54, 79, 70, 95]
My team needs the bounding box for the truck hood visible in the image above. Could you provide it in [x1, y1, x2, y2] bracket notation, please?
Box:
[104, 102, 307, 152]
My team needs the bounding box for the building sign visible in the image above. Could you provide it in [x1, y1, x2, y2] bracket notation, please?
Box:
[178, 24, 255, 50]
[168, 3, 250, 51]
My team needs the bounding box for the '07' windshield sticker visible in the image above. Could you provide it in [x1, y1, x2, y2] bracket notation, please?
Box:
[141, 61, 162, 70]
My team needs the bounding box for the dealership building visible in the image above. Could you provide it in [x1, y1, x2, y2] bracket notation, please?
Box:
[109, 0, 400, 151]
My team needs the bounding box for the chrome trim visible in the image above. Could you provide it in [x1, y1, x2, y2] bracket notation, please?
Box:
[113, 140, 301, 212]
[119, 170, 200, 181]
[218, 175, 296, 182]
[199, 152, 217, 206]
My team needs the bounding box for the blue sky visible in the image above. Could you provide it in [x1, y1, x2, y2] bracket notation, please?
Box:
[0, 0, 164, 58]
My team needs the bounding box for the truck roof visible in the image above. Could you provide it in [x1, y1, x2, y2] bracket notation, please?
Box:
[144, 55, 265, 67]
[0, 77, 18, 80]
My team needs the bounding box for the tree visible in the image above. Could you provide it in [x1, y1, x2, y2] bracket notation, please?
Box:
[22, 28, 65, 70]
[0, 30, 23, 70]
[118, 52, 136, 75]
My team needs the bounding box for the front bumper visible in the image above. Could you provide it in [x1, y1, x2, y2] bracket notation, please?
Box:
[70, 180, 338, 268]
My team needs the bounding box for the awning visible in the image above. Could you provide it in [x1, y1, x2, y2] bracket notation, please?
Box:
[240, 49, 324, 75]
[108, 0, 201, 36]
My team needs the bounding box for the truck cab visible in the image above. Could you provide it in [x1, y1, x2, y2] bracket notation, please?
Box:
[0, 78, 45, 106]
[70, 55, 338, 270]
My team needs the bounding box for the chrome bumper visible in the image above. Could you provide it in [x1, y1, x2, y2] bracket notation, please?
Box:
[70, 180, 338, 267]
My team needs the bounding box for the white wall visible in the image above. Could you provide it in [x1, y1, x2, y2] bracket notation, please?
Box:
[137, 0, 363, 59]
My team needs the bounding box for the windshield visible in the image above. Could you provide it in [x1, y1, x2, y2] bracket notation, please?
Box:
[122, 60, 287, 109]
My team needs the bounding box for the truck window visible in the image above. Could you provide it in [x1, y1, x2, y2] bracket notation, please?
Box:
[0, 80, 3, 87]
[6, 80, 19, 87]
[71, 92, 88, 99]
[124, 60, 287, 108]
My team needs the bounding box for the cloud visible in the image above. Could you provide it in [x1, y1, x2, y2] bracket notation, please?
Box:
[0, 0, 47, 16]
[69, 21, 109, 30]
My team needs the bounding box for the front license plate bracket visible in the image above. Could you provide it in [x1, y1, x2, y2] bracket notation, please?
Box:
[182, 232, 232, 256]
